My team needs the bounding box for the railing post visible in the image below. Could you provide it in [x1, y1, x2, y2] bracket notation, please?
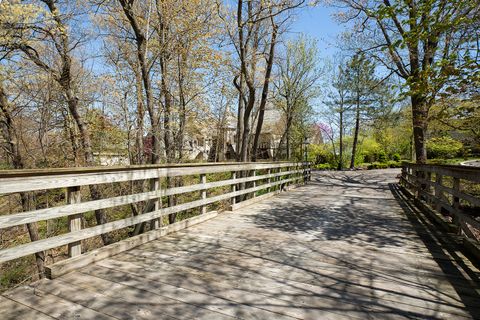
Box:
[200, 174, 207, 214]
[277, 167, 281, 191]
[304, 162, 307, 184]
[67, 186, 82, 257]
[231, 171, 236, 205]
[150, 178, 161, 229]
[452, 177, 460, 228]
[434, 174, 443, 212]
[425, 171, 432, 204]
[413, 168, 420, 198]
[267, 168, 272, 193]
[298, 162, 301, 184]
[252, 170, 256, 198]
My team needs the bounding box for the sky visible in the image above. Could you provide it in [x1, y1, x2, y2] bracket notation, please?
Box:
[285, 4, 348, 115]
[288, 4, 345, 60]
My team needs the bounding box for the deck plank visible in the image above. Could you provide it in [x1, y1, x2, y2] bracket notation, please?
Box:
[0, 296, 55, 320]
[4, 285, 117, 320]
[1, 169, 478, 319]
[33, 276, 225, 320]
[96, 254, 473, 319]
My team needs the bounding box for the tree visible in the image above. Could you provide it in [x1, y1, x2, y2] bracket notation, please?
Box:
[0, 77, 45, 279]
[343, 53, 379, 168]
[220, 0, 305, 162]
[324, 62, 351, 170]
[1, 0, 112, 245]
[337, 0, 480, 163]
[274, 36, 321, 160]
[429, 95, 480, 147]
[114, 0, 162, 163]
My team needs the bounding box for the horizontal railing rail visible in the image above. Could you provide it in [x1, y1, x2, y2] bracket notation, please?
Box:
[399, 163, 480, 244]
[0, 162, 311, 265]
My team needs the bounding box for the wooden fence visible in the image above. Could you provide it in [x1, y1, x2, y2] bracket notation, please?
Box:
[0, 162, 311, 275]
[399, 163, 480, 247]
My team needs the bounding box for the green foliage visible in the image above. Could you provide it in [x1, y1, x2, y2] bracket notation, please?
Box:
[392, 153, 401, 161]
[314, 163, 334, 170]
[429, 97, 480, 153]
[370, 105, 413, 160]
[358, 137, 390, 163]
[309, 144, 334, 164]
[386, 160, 402, 168]
[377, 150, 387, 162]
[358, 137, 380, 162]
[367, 162, 389, 169]
[427, 137, 463, 159]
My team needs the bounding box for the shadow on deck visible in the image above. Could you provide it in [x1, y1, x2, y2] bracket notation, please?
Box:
[2, 170, 479, 320]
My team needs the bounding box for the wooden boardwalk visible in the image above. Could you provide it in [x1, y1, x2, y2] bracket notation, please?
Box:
[2, 169, 479, 319]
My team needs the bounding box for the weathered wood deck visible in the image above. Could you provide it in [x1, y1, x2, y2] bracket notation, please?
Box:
[2, 169, 479, 319]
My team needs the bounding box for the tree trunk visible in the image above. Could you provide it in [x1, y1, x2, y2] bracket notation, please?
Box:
[234, 75, 245, 161]
[252, 22, 277, 161]
[350, 97, 360, 169]
[134, 64, 145, 165]
[338, 109, 344, 170]
[411, 94, 428, 164]
[159, 39, 174, 163]
[176, 53, 187, 161]
[240, 90, 255, 162]
[22, 193, 46, 279]
[275, 114, 293, 161]
[160, 56, 177, 223]
[286, 131, 291, 160]
[162, 77, 174, 163]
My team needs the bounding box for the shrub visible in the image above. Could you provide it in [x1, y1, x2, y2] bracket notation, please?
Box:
[367, 162, 389, 169]
[377, 150, 387, 162]
[315, 163, 333, 170]
[310, 144, 335, 165]
[392, 153, 401, 161]
[427, 137, 463, 159]
[386, 160, 401, 168]
[359, 138, 382, 163]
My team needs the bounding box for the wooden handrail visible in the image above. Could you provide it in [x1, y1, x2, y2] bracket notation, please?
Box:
[0, 162, 311, 264]
[0, 161, 295, 178]
[399, 163, 480, 242]
[0, 162, 299, 194]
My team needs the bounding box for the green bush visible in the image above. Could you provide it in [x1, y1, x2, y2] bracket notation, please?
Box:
[427, 137, 463, 159]
[367, 162, 389, 169]
[392, 153, 401, 161]
[377, 150, 387, 162]
[315, 163, 333, 170]
[386, 160, 402, 168]
[310, 144, 335, 165]
[359, 138, 382, 163]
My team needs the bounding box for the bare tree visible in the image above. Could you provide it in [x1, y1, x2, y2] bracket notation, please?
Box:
[0, 80, 45, 278]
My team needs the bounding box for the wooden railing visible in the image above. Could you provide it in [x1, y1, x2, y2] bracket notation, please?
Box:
[399, 163, 480, 245]
[0, 162, 311, 270]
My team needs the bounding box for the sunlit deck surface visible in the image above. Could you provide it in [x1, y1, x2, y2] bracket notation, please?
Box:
[1, 169, 479, 319]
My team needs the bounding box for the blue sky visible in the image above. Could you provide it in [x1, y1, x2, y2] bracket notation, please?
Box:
[288, 5, 345, 60]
